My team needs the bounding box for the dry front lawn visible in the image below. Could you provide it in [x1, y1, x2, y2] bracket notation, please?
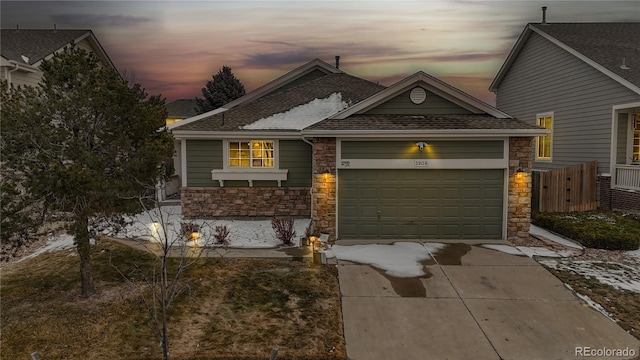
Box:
[1, 240, 345, 360]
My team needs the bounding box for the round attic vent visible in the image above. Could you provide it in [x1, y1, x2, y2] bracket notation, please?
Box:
[410, 87, 426, 104]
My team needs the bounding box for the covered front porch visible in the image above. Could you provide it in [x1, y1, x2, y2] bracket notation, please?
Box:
[611, 103, 640, 191]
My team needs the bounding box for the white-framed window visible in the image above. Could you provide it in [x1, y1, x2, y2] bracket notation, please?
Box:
[228, 140, 274, 168]
[536, 112, 553, 160]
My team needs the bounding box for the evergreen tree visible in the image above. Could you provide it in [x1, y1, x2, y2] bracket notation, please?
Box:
[0, 46, 174, 297]
[195, 65, 245, 114]
[0, 82, 43, 254]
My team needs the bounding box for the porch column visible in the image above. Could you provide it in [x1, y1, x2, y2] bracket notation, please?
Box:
[508, 137, 533, 244]
[312, 138, 336, 241]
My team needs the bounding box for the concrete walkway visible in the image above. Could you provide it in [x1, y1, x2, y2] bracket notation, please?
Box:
[338, 243, 640, 360]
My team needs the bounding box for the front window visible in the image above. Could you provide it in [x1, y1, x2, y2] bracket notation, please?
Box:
[536, 112, 553, 160]
[229, 140, 274, 168]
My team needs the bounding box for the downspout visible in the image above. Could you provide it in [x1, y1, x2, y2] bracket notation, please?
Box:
[302, 137, 314, 227]
[6, 62, 20, 91]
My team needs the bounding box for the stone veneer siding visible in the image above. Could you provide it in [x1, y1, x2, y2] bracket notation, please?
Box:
[311, 138, 337, 240]
[181, 187, 310, 218]
[598, 175, 640, 213]
[508, 137, 534, 243]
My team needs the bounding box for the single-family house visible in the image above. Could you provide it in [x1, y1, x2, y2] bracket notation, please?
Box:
[1, 28, 116, 87]
[170, 58, 546, 242]
[166, 99, 199, 126]
[490, 22, 640, 212]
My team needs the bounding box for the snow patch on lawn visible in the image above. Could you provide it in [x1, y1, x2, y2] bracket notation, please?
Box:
[19, 234, 75, 262]
[540, 259, 640, 294]
[627, 248, 640, 261]
[114, 206, 310, 248]
[242, 93, 347, 130]
[21, 206, 312, 260]
[324, 242, 445, 278]
[564, 283, 619, 322]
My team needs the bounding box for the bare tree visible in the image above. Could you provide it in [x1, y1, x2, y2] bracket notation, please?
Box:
[109, 198, 228, 360]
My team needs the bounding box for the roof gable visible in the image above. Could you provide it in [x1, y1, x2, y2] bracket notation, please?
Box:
[490, 23, 640, 95]
[363, 86, 474, 116]
[0, 29, 116, 71]
[169, 58, 342, 130]
[331, 71, 510, 119]
[166, 99, 198, 118]
[172, 73, 385, 133]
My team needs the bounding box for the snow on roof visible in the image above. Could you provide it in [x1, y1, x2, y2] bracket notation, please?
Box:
[243, 92, 347, 130]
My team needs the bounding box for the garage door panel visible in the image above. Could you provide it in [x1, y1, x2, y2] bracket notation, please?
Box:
[397, 206, 420, 217]
[360, 205, 379, 217]
[441, 188, 461, 199]
[380, 188, 399, 200]
[360, 188, 379, 200]
[462, 206, 481, 217]
[338, 169, 503, 239]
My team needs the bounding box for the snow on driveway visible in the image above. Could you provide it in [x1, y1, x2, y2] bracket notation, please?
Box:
[324, 242, 445, 277]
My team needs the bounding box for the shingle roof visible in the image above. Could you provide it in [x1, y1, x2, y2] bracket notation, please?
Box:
[166, 99, 198, 118]
[305, 114, 543, 131]
[175, 73, 386, 132]
[1, 29, 90, 65]
[530, 23, 640, 87]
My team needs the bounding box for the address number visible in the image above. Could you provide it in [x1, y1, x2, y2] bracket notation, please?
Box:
[414, 160, 429, 167]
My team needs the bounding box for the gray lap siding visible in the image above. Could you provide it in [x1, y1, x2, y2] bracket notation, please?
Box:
[495, 31, 640, 174]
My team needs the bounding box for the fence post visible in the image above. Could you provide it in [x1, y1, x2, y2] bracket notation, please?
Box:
[532, 171, 540, 212]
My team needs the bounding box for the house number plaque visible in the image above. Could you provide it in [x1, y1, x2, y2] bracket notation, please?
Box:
[413, 160, 429, 167]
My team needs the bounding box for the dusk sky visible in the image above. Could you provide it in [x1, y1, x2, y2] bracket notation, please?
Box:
[2, 1, 638, 104]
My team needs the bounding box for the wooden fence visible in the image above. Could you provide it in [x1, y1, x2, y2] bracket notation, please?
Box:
[532, 161, 598, 212]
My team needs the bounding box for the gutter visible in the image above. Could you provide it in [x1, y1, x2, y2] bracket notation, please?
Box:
[6, 63, 19, 90]
[301, 128, 549, 138]
[5, 60, 39, 89]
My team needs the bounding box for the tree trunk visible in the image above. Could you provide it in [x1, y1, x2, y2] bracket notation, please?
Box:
[75, 214, 95, 297]
[161, 254, 169, 360]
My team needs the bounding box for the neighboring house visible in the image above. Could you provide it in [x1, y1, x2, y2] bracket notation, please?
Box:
[490, 22, 640, 212]
[1, 28, 116, 87]
[166, 99, 198, 126]
[170, 58, 546, 242]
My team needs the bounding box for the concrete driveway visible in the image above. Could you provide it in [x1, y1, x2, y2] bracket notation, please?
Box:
[337, 242, 640, 360]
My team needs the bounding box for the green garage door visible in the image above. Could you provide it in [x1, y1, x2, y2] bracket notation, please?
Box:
[338, 169, 504, 239]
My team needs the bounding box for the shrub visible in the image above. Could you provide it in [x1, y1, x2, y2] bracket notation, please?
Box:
[271, 218, 296, 246]
[531, 211, 640, 251]
[180, 222, 200, 239]
[303, 221, 317, 241]
[214, 225, 230, 245]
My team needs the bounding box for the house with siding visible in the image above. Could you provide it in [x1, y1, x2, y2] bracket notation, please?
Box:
[490, 22, 640, 212]
[166, 99, 199, 126]
[1, 28, 116, 88]
[170, 58, 546, 243]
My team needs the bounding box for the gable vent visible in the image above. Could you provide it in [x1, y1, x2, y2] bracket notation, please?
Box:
[410, 87, 427, 104]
